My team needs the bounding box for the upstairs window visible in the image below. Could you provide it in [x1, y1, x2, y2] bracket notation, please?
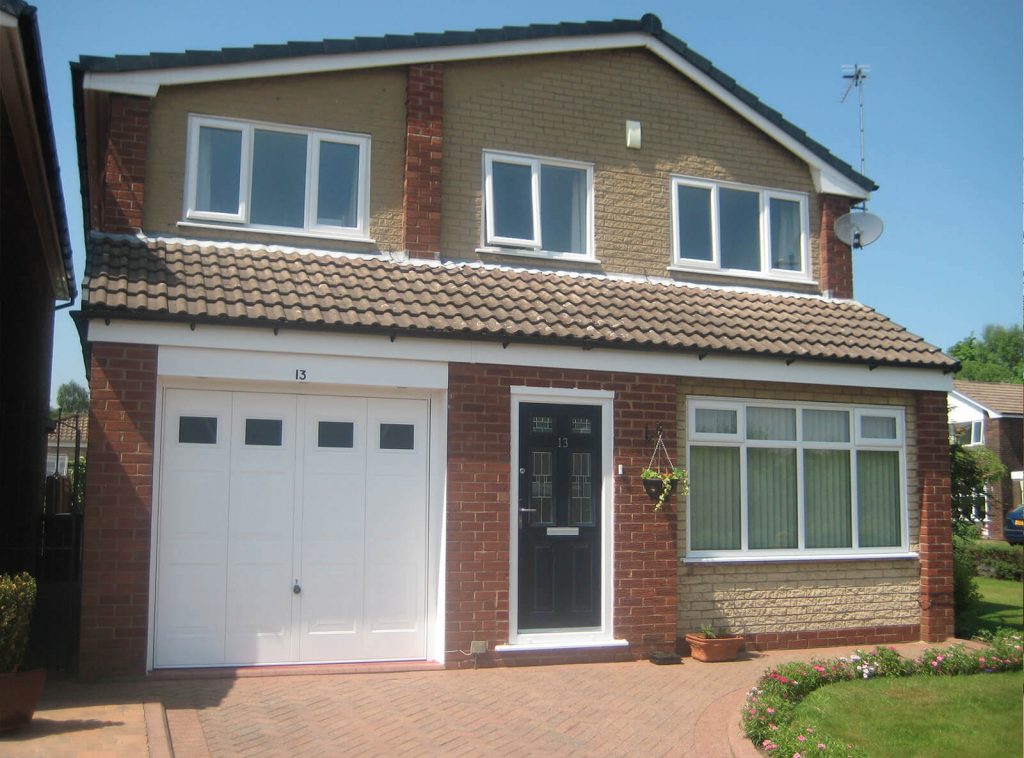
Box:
[671, 177, 809, 279]
[185, 115, 371, 239]
[483, 151, 593, 259]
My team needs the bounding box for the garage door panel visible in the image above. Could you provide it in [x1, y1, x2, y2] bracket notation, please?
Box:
[156, 390, 431, 667]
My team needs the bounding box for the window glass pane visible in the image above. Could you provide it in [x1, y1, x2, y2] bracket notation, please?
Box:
[805, 450, 852, 548]
[719, 188, 761, 270]
[971, 421, 983, 445]
[250, 129, 307, 227]
[531, 415, 553, 433]
[747, 407, 796, 440]
[748, 448, 798, 549]
[245, 418, 282, 446]
[690, 446, 741, 550]
[857, 450, 902, 546]
[770, 197, 802, 271]
[380, 423, 414, 450]
[540, 164, 586, 254]
[531, 451, 554, 523]
[677, 184, 713, 261]
[196, 127, 241, 214]
[570, 452, 594, 525]
[317, 421, 354, 448]
[694, 408, 737, 435]
[861, 415, 897, 440]
[491, 161, 534, 240]
[179, 416, 218, 444]
[804, 409, 850, 442]
[316, 141, 359, 227]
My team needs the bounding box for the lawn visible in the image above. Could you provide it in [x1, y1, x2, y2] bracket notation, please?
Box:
[793, 671, 1023, 758]
[958, 576, 1024, 637]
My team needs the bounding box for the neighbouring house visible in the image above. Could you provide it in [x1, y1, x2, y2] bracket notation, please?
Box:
[1, 0, 77, 573]
[71, 14, 958, 678]
[949, 380, 1023, 540]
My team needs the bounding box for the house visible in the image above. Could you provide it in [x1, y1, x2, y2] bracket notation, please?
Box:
[949, 380, 1023, 540]
[71, 14, 958, 679]
[1, 0, 77, 573]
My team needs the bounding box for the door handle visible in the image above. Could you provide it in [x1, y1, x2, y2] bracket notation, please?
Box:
[293, 580, 302, 595]
[519, 508, 537, 513]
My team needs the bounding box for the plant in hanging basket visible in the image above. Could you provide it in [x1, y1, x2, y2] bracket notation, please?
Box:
[640, 466, 688, 512]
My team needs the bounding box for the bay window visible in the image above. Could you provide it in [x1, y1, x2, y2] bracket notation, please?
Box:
[185, 115, 370, 239]
[671, 177, 809, 279]
[687, 399, 908, 559]
[483, 151, 593, 258]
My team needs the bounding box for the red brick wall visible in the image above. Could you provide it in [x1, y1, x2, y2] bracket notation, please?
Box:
[446, 363, 678, 667]
[984, 416, 1024, 539]
[916, 390, 954, 642]
[100, 94, 150, 234]
[818, 194, 854, 299]
[403, 64, 443, 260]
[79, 343, 157, 678]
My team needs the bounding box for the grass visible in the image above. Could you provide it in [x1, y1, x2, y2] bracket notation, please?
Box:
[793, 671, 1023, 758]
[958, 576, 1024, 637]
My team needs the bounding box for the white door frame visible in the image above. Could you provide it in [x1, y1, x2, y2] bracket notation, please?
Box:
[148, 371, 447, 670]
[503, 386, 623, 650]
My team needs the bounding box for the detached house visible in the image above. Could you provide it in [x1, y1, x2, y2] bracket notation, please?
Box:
[72, 14, 957, 678]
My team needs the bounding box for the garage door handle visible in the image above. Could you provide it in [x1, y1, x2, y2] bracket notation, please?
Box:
[293, 581, 302, 595]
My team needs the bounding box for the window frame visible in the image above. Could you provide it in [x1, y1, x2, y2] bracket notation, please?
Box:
[670, 176, 811, 282]
[685, 397, 910, 561]
[183, 114, 372, 241]
[482, 150, 595, 261]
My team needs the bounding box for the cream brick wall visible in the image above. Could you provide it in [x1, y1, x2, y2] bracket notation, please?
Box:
[675, 378, 921, 633]
[143, 68, 406, 253]
[443, 50, 821, 293]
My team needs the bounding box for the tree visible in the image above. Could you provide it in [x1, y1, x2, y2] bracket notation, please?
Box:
[55, 381, 90, 414]
[948, 324, 1024, 383]
[950, 441, 1007, 524]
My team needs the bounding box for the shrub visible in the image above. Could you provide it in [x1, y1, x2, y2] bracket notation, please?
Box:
[964, 540, 1023, 581]
[953, 536, 982, 634]
[742, 632, 1023, 755]
[0, 572, 37, 673]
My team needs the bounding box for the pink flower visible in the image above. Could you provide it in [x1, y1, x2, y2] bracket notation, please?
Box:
[813, 665, 825, 673]
[793, 753, 803, 758]
[797, 735, 807, 742]
[766, 707, 775, 714]
[770, 724, 779, 731]
[806, 728, 814, 734]
[817, 744, 827, 751]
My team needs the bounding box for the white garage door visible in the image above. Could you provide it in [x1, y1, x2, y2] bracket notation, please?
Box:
[154, 389, 429, 667]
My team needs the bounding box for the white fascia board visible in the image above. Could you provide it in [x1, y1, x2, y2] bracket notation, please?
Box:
[82, 31, 867, 200]
[948, 390, 1000, 419]
[0, 10, 19, 28]
[87, 318, 952, 392]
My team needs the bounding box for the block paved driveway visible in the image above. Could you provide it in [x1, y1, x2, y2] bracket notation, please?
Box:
[2, 640, 951, 757]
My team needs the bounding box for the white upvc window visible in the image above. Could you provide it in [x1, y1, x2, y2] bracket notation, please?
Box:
[483, 151, 594, 259]
[184, 115, 371, 240]
[686, 398, 909, 561]
[671, 177, 810, 281]
[949, 419, 984, 447]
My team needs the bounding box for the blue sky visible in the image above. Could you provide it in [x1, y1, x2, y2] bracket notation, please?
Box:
[32, 0, 1022, 402]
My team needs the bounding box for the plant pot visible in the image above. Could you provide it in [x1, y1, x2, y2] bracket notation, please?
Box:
[642, 477, 677, 501]
[685, 633, 745, 662]
[0, 669, 46, 733]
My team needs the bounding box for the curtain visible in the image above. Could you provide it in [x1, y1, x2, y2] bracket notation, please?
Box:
[804, 450, 852, 548]
[747, 407, 796, 440]
[803, 409, 850, 442]
[857, 450, 901, 546]
[770, 197, 801, 270]
[748, 448, 797, 549]
[690, 446, 741, 550]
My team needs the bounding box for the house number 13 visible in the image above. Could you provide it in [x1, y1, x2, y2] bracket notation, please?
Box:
[556, 436, 569, 448]
[295, 369, 307, 381]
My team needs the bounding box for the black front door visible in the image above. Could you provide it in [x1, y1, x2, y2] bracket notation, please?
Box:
[518, 403, 601, 630]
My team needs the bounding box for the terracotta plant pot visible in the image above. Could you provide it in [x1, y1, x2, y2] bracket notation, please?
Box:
[685, 633, 745, 662]
[0, 669, 47, 733]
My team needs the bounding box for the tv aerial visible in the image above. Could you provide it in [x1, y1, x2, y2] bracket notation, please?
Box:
[834, 64, 884, 249]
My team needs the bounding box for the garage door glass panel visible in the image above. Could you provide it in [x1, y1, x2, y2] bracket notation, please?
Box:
[245, 418, 283, 446]
[317, 421, 354, 448]
[379, 423, 414, 450]
[178, 416, 218, 444]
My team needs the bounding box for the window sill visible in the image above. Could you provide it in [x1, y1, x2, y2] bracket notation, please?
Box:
[684, 552, 918, 564]
[178, 220, 375, 246]
[477, 247, 601, 265]
[495, 639, 628, 653]
[667, 264, 815, 286]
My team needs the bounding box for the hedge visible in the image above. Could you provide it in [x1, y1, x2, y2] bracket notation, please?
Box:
[965, 540, 1023, 581]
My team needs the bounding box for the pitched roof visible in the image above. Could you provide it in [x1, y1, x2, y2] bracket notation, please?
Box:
[82, 235, 955, 371]
[72, 13, 874, 194]
[48, 413, 89, 446]
[952, 380, 1024, 416]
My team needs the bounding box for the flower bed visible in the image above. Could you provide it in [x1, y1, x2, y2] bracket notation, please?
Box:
[742, 630, 1023, 757]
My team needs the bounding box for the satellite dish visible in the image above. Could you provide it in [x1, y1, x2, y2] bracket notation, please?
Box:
[834, 211, 884, 249]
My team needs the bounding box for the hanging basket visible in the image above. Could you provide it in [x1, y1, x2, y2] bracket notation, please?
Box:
[641, 430, 688, 512]
[642, 476, 678, 502]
